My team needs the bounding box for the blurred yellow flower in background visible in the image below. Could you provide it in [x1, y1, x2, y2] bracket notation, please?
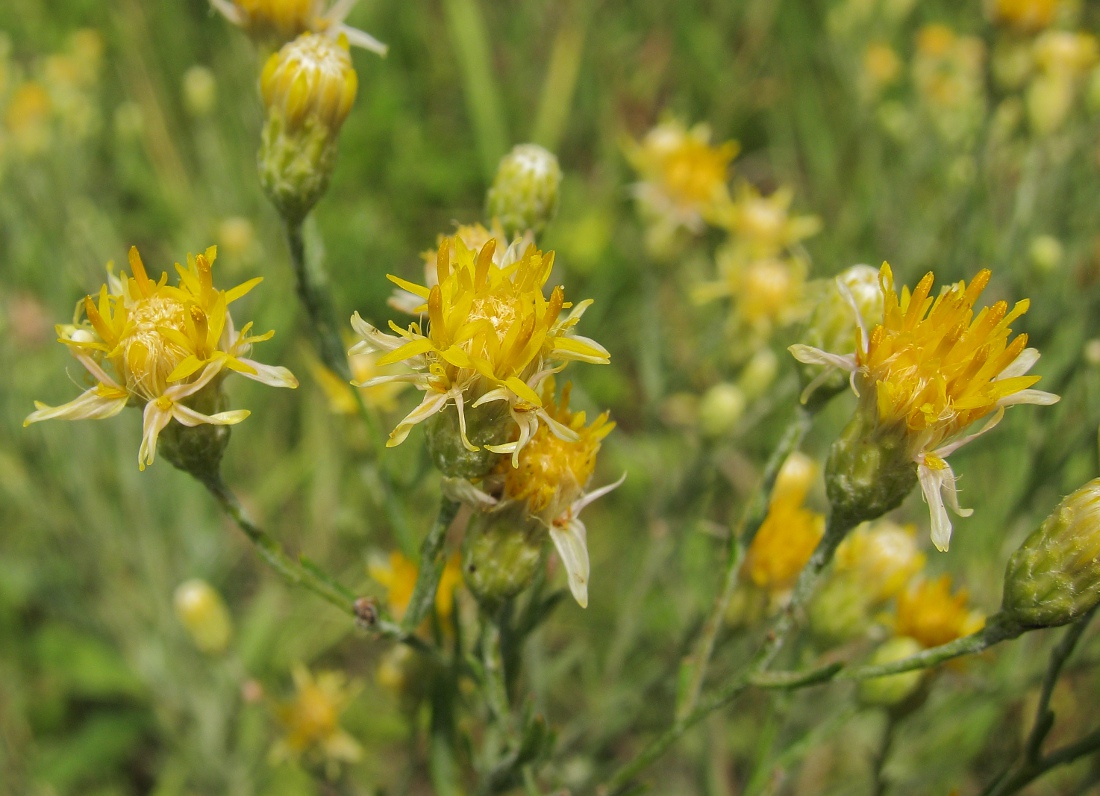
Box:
[368, 550, 462, 623]
[895, 575, 984, 648]
[271, 664, 362, 766]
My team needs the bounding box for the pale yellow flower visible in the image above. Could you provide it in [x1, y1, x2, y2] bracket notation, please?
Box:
[24, 247, 297, 469]
[271, 664, 362, 765]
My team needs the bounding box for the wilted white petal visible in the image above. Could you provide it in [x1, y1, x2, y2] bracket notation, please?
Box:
[936, 407, 1004, 457]
[235, 358, 298, 388]
[997, 389, 1060, 407]
[24, 388, 128, 426]
[388, 391, 449, 446]
[571, 472, 627, 515]
[787, 344, 857, 371]
[338, 24, 389, 56]
[441, 477, 498, 509]
[549, 519, 590, 608]
[172, 404, 251, 428]
[139, 402, 173, 470]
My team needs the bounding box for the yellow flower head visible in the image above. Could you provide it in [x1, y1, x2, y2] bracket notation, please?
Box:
[261, 33, 358, 134]
[368, 550, 462, 622]
[24, 246, 298, 469]
[713, 182, 822, 260]
[992, 0, 1060, 34]
[834, 520, 926, 603]
[624, 118, 739, 238]
[895, 575, 984, 649]
[210, 0, 387, 54]
[744, 453, 825, 593]
[388, 221, 528, 315]
[862, 43, 902, 96]
[1032, 30, 1098, 76]
[271, 664, 362, 765]
[500, 381, 615, 523]
[791, 263, 1058, 550]
[350, 237, 609, 461]
[5, 82, 53, 154]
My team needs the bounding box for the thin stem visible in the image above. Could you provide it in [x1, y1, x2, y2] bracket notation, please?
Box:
[1025, 606, 1098, 764]
[983, 607, 1099, 796]
[841, 615, 1024, 682]
[283, 217, 414, 546]
[753, 508, 859, 672]
[403, 497, 463, 632]
[678, 406, 814, 719]
[198, 472, 435, 655]
[285, 220, 348, 382]
[872, 713, 899, 796]
[985, 726, 1100, 796]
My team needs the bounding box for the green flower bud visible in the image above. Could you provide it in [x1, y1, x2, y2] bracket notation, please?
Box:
[258, 34, 356, 223]
[159, 380, 232, 479]
[182, 65, 217, 118]
[808, 575, 874, 645]
[857, 636, 924, 707]
[462, 502, 544, 609]
[825, 411, 917, 528]
[425, 401, 512, 479]
[486, 144, 562, 237]
[698, 383, 746, 438]
[174, 579, 233, 655]
[1003, 479, 1100, 628]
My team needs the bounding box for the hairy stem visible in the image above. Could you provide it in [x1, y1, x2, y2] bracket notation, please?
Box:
[403, 497, 463, 632]
[198, 472, 433, 654]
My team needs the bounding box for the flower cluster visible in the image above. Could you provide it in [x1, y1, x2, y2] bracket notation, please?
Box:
[792, 263, 1057, 549]
[693, 182, 821, 347]
[350, 237, 609, 467]
[24, 246, 297, 470]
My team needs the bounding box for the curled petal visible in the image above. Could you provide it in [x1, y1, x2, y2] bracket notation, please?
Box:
[998, 347, 1041, 379]
[549, 519, 590, 608]
[441, 476, 498, 509]
[234, 358, 299, 389]
[997, 388, 1060, 407]
[172, 404, 251, 428]
[387, 391, 450, 447]
[24, 387, 128, 426]
[918, 460, 972, 552]
[139, 402, 174, 470]
[787, 344, 857, 371]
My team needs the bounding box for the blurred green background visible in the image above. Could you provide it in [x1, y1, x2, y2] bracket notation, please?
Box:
[3, 0, 1100, 793]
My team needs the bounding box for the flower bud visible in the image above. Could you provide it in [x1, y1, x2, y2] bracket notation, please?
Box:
[738, 348, 778, 400]
[462, 503, 544, 609]
[808, 575, 874, 644]
[857, 637, 924, 707]
[825, 411, 917, 527]
[174, 579, 233, 654]
[182, 65, 217, 118]
[796, 265, 882, 409]
[258, 33, 357, 222]
[486, 144, 562, 237]
[698, 383, 746, 438]
[1029, 234, 1063, 273]
[1003, 479, 1100, 628]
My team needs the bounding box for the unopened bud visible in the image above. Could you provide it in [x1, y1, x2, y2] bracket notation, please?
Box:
[462, 503, 544, 609]
[1029, 234, 1063, 273]
[174, 579, 233, 654]
[698, 383, 745, 438]
[182, 65, 217, 118]
[486, 144, 562, 237]
[1003, 479, 1100, 628]
[808, 575, 874, 644]
[738, 348, 778, 400]
[258, 33, 357, 222]
[857, 637, 924, 707]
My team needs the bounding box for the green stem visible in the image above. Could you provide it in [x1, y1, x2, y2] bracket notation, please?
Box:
[530, 4, 588, 151]
[983, 607, 1098, 796]
[285, 219, 348, 382]
[678, 406, 814, 719]
[197, 472, 435, 655]
[841, 615, 1023, 682]
[440, 0, 509, 179]
[402, 497, 463, 632]
[283, 217, 414, 547]
[984, 726, 1100, 796]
